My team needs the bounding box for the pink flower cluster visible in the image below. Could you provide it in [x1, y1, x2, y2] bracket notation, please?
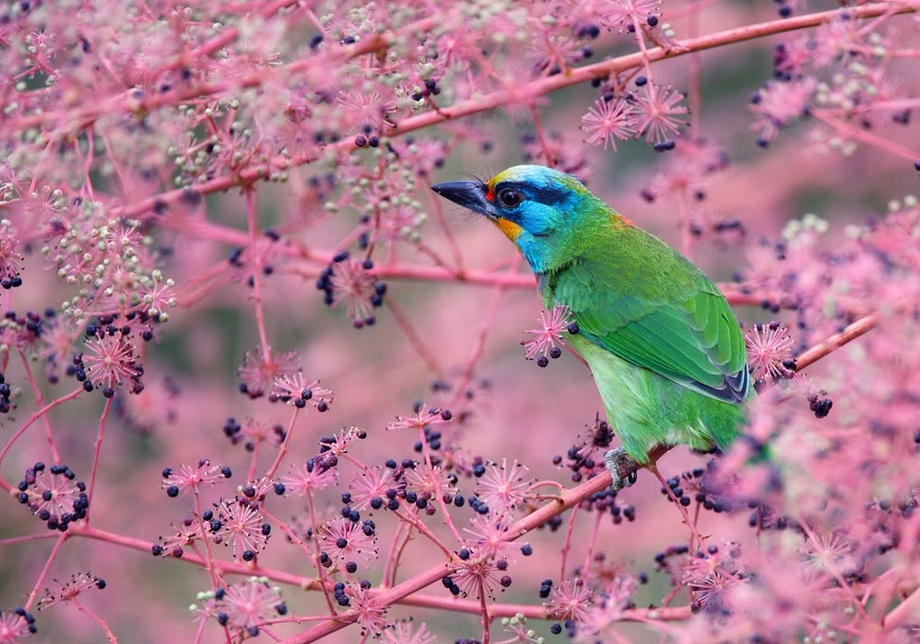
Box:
[0, 1, 918, 642]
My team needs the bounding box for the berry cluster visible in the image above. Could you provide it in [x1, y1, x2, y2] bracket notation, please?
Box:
[16, 463, 89, 532]
[315, 252, 387, 328]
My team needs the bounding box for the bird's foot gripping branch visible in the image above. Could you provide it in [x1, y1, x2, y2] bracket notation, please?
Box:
[604, 447, 640, 492]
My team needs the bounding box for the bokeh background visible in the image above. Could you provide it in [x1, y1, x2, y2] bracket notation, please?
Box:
[1, 0, 919, 641]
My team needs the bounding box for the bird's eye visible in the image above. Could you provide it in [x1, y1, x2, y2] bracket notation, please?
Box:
[496, 188, 522, 208]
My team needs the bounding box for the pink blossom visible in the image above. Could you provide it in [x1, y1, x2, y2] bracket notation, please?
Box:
[319, 517, 378, 566]
[522, 305, 572, 364]
[546, 579, 594, 622]
[745, 322, 796, 382]
[280, 460, 339, 496]
[38, 573, 105, 610]
[632, 83, 689, 144]
[581, 97, 638, 150]
[161, 460, 231, 497]
[213, 498, 270, 561]
[238, 348, 300, 398]
[474, 458, 533, 516]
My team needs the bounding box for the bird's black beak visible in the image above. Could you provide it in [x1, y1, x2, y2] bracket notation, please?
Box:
[431, 180, 497, 219]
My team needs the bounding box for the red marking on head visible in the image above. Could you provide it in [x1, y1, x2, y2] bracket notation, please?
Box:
[485, 184, 494, 202]
[613, 213, 635, 227]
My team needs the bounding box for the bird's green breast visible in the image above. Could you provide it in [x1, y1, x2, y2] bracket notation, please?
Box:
[567, 331, 747, 462]
[534, 215, 751, 461]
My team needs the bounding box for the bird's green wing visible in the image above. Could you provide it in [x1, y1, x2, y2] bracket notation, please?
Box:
[549, 248, 749, 404]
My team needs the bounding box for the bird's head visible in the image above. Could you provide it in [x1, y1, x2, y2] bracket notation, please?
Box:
[432, 165, 601, 273]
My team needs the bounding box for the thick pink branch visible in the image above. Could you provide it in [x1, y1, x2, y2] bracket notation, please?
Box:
[794, 312, 879, 372]
[72, 524, 317, 590]
[112, 3, 914, 219]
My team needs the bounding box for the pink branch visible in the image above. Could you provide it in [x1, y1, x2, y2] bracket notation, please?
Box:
[794, 312, 879, 372]
[85, 396, 113, 522]
[109, 3, 914, 220]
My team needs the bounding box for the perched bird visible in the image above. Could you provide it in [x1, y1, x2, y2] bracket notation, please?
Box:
[432, 165, 750, 489]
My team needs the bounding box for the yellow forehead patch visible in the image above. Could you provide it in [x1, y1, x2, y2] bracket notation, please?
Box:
[493, 217, 523, 241]
[489, 168, 516, 186]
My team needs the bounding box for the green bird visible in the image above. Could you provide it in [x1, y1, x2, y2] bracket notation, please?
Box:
[432, 165, 751, 489]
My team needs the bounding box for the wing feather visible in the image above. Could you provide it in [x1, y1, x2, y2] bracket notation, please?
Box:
[549, 247, 749, 404]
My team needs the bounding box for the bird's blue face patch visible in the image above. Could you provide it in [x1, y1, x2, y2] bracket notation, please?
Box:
[432, 165, 598, 274]
[485, 167, 581, 241]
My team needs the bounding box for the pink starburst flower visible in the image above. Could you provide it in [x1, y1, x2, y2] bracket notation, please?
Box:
[801, 530, 857, 578]
[745, 322, 796, 382]
[318, 425, 367, 458]
[600, 0, 661, 33]
[643, 138, 728, 204]
[451, 557, 508, 600]
[227, 232, 284, 285]
[338, 90, 396, 134]
[0, 608, 35, 639]
[372, 204, 425, 245]
[238, 347, 300, 398]
[115, 376, 179, 434]
[213, 498, 270, 561]
[328, 257, 378, 325]
[16, 462, 88, 532]
[750, 78, 816, 144]
[280, 460, 339, 496]
[81, 332, 142, 390]
[350, 466, 397, 511]
[388, 138, 447, 178]
[532, 34, 588, 76]
[0, 311, 43, 354]
[689, 566, 742, 616]
[724, 557, 824, 640]
[222, 418, 285, 451]
[463, 515, 518, 560]
[403, 462, 457, 507]
[546, 579, 594, 622]
[38, 317, 81, 382]
[212, 127, 268, 174]
[645, 159, 706, 205]
[194, 577, 286, 639]
[810, 16, 864, 69]
[38, 573, 105, 610]
[578, 575, 639, 636]
[632, 83, 689, 145]
[161, 459, 232, 497]
[347, 583, 389, 636]
[682, 548, 745, 616]
[386, 402, 451, 431]
[522, 304, 572, 365]
[773, 35, 814, 80]
[155, 517, 202, 559]
[238, 477, 276, 501]
[474, 459, 533, 516]
[319, 517, 378, 567]
[581, 97, 638, 150]
[271, 372, 333, 411]
[521, 130, 591, 182]
[382, 619, 436, 644]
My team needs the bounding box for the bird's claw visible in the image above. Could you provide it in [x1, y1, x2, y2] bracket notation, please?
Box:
[605, 447, 639, 491]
